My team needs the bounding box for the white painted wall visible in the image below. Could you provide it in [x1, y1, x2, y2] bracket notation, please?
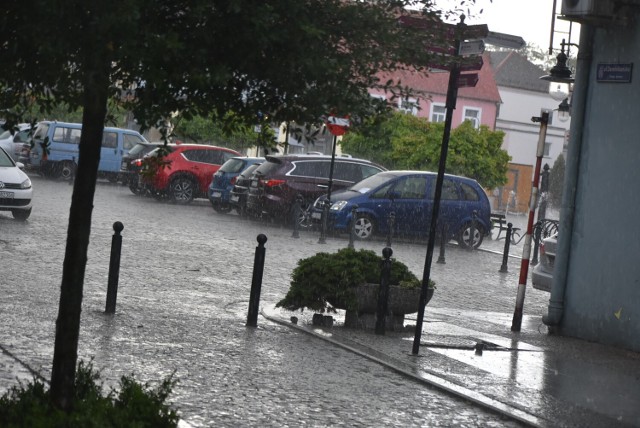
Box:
[496, 87, 570, 169]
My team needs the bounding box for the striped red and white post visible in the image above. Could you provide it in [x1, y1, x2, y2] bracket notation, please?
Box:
[511, 111, 549, 332]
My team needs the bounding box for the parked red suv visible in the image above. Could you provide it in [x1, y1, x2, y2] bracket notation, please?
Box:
[246, 154, 385, 224]
[140, 144, 241, 204]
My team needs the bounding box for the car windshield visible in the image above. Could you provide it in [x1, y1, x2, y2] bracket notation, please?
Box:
[220, 158, 249, 173]
[129, 143, 159, 157]
[32, 123, 50, 141]
[0, 147, 15, 166]
[240, 163, 261, 177]
[252, 159, 281, 176]
[349, 172, 395, 194]
[0, 130, 11, 140]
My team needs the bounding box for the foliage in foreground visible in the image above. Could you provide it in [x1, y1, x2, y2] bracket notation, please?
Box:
[276, 248, 433, 313]
[0, 360, 179, 428]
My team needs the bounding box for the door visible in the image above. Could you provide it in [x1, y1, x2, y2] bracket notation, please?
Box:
[388, 175, 429, 237]
[432, 178, 466, 238]
[100, 131, 120, 172]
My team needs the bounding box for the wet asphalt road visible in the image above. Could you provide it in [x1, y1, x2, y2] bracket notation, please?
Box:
[0, 175, 546, 426]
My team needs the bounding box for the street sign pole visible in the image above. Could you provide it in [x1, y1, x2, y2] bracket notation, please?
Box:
[412, 22, 463, 356]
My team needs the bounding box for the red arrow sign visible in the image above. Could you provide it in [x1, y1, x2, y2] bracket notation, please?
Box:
[456, 73, 479, 88]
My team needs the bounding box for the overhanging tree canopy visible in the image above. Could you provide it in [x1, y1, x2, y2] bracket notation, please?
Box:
[1, 0, 474, 412]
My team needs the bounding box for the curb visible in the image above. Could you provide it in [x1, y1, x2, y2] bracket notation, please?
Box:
[261, 309, 547, 428]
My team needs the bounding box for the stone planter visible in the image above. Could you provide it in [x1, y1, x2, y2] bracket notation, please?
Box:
[328, 284, 434, 331]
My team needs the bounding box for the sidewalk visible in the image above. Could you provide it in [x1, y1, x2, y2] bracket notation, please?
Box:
[263, 301, 640, 428]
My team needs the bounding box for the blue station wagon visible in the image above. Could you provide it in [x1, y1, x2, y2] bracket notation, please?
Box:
[312, 170, 491, 248]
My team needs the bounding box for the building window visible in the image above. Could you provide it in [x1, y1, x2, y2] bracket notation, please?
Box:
[398, 97, 418, 115]
[541, 108, 554, 126]
[431, 104, 446, 123]
[544, 142, 551, 157]
[463, 107, 481, 128]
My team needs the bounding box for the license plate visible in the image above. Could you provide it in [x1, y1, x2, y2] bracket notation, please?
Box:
[211, 191, 221, 198]
[311, 212, 322, 219]
[0, 191, 14, 199]
[231, 195, 239, 202]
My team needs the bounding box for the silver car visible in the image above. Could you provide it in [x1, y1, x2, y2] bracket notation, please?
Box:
[531, 233, 557, 292]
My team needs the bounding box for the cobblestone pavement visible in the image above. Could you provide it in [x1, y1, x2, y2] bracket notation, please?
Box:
[1, 175, 551, 426]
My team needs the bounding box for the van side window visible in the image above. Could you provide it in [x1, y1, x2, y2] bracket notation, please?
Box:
[102, 132, 118, 149]
[428, 178, 459, 200]
[393, 177, 427, 199]
[371, 182, 394, 199]
[361, 164, 382, 179]
[460, 182, 480, 201]
[123, 134, 144, 150]
[54, 127, 81, 144]
[203, 149, 224, 165]
[291, 161, 330, 178]
[182, 149, 204, 163]
[333, 162, 362, 182]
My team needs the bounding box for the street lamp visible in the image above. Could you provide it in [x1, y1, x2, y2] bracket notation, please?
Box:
[557, 98, 571, 122]
[541, 39, 576, 118]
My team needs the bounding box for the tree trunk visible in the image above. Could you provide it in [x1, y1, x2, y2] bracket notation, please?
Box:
[50, 66, 109, 410]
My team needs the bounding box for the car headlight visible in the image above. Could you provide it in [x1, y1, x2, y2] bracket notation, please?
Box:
[330, 200, 348, 211]
[20, 178, 32, 189]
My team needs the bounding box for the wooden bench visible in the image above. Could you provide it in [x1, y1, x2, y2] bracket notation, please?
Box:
[490, 212, 519, 240]
[489, 213, 520, 244]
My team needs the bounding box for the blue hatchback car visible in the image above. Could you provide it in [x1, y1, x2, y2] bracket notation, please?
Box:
[208, 156, 263, 213]
[312, 170, 491, 248]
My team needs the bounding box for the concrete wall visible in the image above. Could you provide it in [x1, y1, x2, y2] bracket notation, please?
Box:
[561, 23, 640, 351]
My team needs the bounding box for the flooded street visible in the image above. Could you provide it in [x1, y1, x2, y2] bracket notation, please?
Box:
[0, 175, 550, 426]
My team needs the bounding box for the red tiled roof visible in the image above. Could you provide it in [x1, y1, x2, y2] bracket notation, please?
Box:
[376, 53, 502, 103]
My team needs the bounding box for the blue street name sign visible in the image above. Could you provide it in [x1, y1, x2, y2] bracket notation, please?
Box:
[596, 63, 633, 83]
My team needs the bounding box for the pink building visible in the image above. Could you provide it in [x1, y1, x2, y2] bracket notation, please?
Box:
[369, 53, 502, 130]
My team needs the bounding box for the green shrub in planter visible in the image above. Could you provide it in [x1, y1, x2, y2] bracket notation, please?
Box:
[276, 248, 434, 313]
[0, 359, 179, 427]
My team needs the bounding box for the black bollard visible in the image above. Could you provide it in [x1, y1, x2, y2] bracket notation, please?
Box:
[437, 224, 447, 264]
[468, 210, 477, 250]
[499, 223, 513, 273]
[105, 221, 124, 314]
[291, 195, 302, 239]
[348, 204, 358, 249]
[375, 247, 393, 335]
[531, 220, 542, 265]
[318, 200, 329, 244]
[247, 234, 268, 327]
[386, 212, 395, 248]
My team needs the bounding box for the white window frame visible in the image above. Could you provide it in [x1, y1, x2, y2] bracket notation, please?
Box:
[398, 97, 418, 115]
[463, 107, 482, 128]
[430, 103, 446, 123]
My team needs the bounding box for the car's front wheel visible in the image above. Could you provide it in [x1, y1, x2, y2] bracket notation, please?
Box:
[170, 176, 196, 204]
[12, 208, 31, 221]
[353, 214, 375, 240]
[457, 223, 485, 249]
[59, 161, 76, 181]
[129, 182, 143, 195]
